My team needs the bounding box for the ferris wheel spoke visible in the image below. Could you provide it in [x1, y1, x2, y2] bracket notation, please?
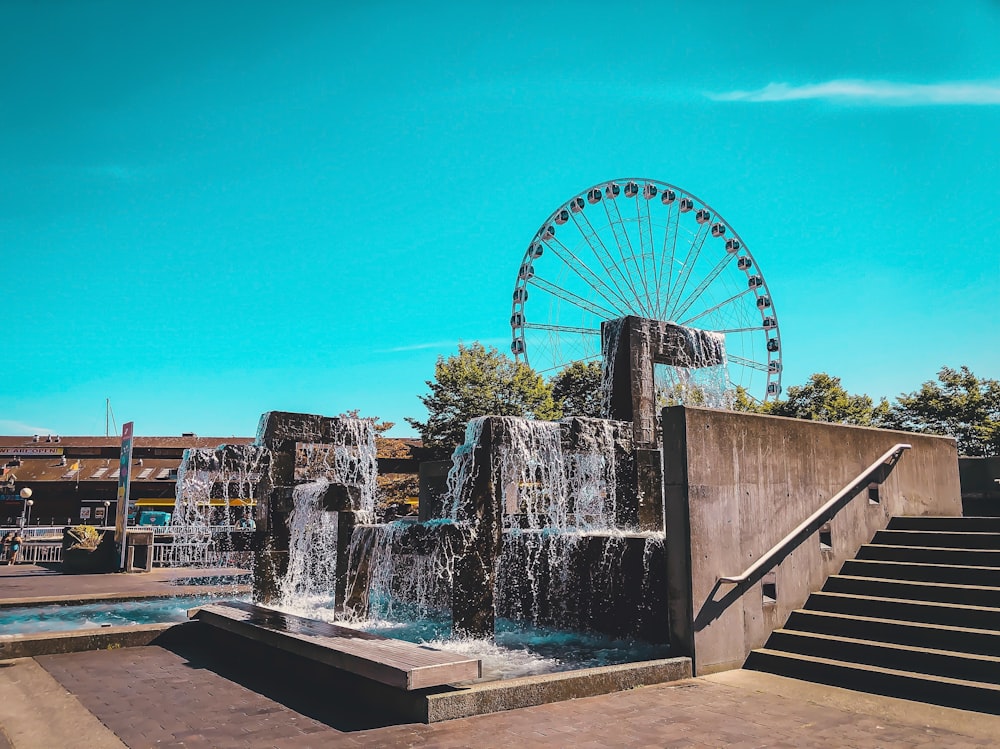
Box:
[664, 222, 710, 320]
[545, 237, 632, 315]
[634, 193, 658, 318]
[523, 322, 600, 336]
[639, 193, 660, 313]
[726, 354, 769, 373]
[677, 287, 756, 327]
[711, 325, 767, 334]
[670, 251, 736, 322]
[656, 200, 681, 318]
[602, 197, 653, 317]
[572, 211, 643, 314]
[537, 352, 601, 376]
[527, 276, 618, 319]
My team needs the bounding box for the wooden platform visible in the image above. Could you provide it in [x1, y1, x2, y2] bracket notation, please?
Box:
[188, 601, 481, 690]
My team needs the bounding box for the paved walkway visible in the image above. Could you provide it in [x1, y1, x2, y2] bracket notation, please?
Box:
[3, 568, 1000, 747]
[4, 632, 999, 748]
[0, 564, 248, 606]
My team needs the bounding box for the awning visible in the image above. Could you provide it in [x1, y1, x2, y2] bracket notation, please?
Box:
[134, 498, 256, 507]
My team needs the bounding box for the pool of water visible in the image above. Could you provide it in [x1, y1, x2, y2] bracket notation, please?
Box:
[275, 601, 671, 681]
[3, 595, 670, 682]
[0, 594, 248, 634]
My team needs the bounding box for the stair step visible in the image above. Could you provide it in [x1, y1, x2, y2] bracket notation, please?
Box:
[785, 609, 1000, 657]
[823, 574, 1000, 607]
[873, 529, 1000, 549]
[745, 648, 1000, 714]
[805, 591, 1000, 631]
[840, 558, 1000, 586]
[889, 516, 1000, 533]
[767, 629, 1000, 685]
[857, 544, 1000, 567]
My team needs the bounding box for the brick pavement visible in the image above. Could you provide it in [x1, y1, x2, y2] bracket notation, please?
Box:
[4, 570, 999, 748]
[23, 623, 1000, 749]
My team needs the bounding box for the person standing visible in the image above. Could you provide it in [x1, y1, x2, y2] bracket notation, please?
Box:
[7, 531, 22, 565]
[2, 531, 11, 563]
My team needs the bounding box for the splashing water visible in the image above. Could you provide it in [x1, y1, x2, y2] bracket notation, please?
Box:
[280, 478, 339, 608]
[170, 444, 269, 567]
[339, 518, 474, 623]
[293, 418, 379, 522]
[279, 418, 379, 607]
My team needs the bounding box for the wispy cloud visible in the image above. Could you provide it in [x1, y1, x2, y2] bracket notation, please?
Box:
[708, 80, 1000, 106]
[0, 420, 58, 436]
[376, 337, 509, 354]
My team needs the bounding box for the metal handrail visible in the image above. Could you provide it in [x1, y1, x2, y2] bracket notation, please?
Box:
[718, 443, 911, 585]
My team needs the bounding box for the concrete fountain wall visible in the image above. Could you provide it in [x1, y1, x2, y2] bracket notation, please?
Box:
[662, 406, 962, 674]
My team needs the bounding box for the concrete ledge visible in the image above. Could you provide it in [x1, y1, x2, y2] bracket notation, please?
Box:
[423, 657, 692, 722]
[0, 623, 174, 660]
[0, 585, 251, 608]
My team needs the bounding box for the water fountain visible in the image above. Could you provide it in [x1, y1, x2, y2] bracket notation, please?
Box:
[168, 314, 727, 663]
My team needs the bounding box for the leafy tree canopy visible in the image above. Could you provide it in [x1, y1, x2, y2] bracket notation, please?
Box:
[758, 373, 892, 427]
[551, 361, 604, 418]
[888, 366, 1000, 457]
[406, 342, 560, 457]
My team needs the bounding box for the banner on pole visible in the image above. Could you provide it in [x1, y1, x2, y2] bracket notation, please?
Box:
[114, 422, 134, 544]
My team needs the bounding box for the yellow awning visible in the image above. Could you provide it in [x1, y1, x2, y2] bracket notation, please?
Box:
[134, 498, 256, 507]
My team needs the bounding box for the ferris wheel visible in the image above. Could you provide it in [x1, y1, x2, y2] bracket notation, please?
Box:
[510, 178, 782, 405]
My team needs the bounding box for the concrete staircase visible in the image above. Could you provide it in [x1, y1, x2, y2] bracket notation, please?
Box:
[745, 516, 1000, 713]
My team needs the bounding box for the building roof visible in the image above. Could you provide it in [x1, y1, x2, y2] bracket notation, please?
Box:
[2, 458, 182, 484]
[0, 436, 256, 449]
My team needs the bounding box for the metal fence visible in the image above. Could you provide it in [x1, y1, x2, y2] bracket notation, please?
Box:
[0, 525, 72, 539]
[17, 542, 63, 563]
[4, 535, 252, 569]
[150, 543, 251, 569]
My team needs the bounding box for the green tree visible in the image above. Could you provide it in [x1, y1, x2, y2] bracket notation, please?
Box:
[731, 385, 764, 413]
[406, 342, 560, 457]
[761, 373, 892, 427]
[888, 366, 1000, 456]
[551, 361, 604, 418]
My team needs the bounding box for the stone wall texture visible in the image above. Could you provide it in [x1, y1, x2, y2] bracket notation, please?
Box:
[663, 406, 962, 675]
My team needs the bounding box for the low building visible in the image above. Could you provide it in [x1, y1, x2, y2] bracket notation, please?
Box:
[0, 432, 423, 527]
[0, 434, 254, 527]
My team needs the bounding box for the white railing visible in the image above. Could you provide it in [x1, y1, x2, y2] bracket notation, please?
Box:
[150, 543, 251, 569]
[0, 526, 71, 539]
[4, 536, 253, 568]
[18, 542, 63, 563]
[0, 524, 253, 538]
[136, 524, 251, 535]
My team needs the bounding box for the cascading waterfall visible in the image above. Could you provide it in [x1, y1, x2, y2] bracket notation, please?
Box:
[293, 419, 379, 522]
[170, 444, 269, 567]
[343, 519, 473, 623]
[279, 418, 379, 611]
[445, 417, 486, 521]
[351, 412, 661, 637]
[599, 317, 625, 419]
[280, 478, 339, 608]
[487, 416, 656, 631]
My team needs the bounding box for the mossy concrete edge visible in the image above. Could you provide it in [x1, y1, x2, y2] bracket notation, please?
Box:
[423, 657, 692, 722]
[0, 623, 173, 660]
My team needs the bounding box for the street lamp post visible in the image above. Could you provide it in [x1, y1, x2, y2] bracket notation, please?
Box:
[103, 500, 111, 528]
[18, 488, 32, 530]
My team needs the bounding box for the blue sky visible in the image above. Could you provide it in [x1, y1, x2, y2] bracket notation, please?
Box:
[2, 1, 998, 438]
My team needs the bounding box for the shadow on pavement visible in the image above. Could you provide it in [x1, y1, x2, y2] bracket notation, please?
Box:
[153, 622, 415, 732]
